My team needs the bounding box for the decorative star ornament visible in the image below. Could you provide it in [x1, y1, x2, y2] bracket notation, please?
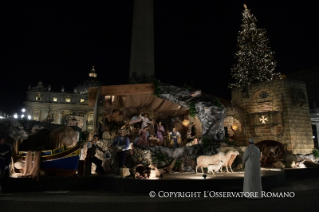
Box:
[259, 116, 268, 124]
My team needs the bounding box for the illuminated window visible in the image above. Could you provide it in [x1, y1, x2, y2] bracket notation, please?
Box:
[53, 97, 58, 102]
[65, 97, 71, 102]
[89, 72, 97, 78]
[36, 93, 42, 100]
[80, 98, 85, 102]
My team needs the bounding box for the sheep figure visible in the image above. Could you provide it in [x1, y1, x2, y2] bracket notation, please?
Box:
[291, 160, 306, 168]
[291, 161, 296, 168]
[207, 161, 224, 175]
[219, 150, 240, 173]
[226, 150, 240, 173]
[296, 160, 306, 168]
[195, 152, 224, 174]
[272, 161, 285, 169]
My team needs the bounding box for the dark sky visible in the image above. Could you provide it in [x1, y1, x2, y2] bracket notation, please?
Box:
[1, 0, 319, 115]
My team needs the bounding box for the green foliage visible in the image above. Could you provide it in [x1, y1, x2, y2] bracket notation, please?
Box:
[211, 98, 222, 108]
[189, 101, 197, 117]
[174, 159, 182, 170]
[313, 148, 319, 159]
[224, 137, 237, 146]
[153, 79, 161, 97]
[229, 5, 281, 88]
[157, 153, 166, 161]
[157, 150, 169, 164]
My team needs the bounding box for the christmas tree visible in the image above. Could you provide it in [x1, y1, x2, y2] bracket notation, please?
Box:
[229, 4, 281, 88]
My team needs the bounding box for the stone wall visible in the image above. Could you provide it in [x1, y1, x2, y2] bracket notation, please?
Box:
[231, 79, 313, 154]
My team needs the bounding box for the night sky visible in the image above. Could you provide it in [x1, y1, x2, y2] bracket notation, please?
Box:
[1, 0, 319, 115]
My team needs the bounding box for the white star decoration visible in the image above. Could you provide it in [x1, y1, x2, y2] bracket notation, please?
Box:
[259, 116, 268, 124]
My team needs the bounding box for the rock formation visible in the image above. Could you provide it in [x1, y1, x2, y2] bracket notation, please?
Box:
[157, 83, 225, 141]
[0, 119, 64, 146]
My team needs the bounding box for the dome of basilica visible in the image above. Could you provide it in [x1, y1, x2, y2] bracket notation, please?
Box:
[74, 66, 103, 94]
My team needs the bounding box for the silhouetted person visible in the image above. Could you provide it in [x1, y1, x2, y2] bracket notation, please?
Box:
[243, 138, 262, 199]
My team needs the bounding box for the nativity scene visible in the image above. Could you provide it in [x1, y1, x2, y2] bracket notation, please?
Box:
[84, 82, 227, 178]
[0, 3, 318, 194]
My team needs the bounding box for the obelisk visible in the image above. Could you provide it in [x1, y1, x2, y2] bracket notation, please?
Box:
[129, 0, 155, 83]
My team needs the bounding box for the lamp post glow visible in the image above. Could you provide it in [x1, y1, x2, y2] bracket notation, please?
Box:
[21, 108, 26, 113]
[28, 115, 31, 120]
[13, 113, 18, 119]
[21, 114, 25, 118]
[231, 124, 238, 131]
[182, 119, 190, 127]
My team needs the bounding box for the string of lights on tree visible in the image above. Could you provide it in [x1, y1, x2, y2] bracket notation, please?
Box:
[229, 4, 282, 89]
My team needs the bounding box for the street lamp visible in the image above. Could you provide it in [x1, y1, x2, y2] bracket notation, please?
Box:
[27, 115, 31, 120]
[21, 108, 26, 113]
[13, 113, 18, 119]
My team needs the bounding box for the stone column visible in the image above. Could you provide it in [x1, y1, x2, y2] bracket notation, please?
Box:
[39, 109, 43, 121]
[32, 109, 36, 121]
[83, 112, 87, 131]
[129, 0, 155, 83]
[26, 108, 32, 119]
[57, 110, 62, 124]
[38, 109, 42, 121]
[38, 110, 42, 121]
[40, 109, 49, 121]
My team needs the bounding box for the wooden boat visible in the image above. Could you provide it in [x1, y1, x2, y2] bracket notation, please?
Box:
[18, 145, 81, 176]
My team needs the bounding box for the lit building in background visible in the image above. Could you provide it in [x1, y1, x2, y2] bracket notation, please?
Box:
[23, 66, 102, 131]
[0, 111, 9, 119]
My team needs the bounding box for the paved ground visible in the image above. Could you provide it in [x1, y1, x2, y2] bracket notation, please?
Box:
[1, 177, 319, 212]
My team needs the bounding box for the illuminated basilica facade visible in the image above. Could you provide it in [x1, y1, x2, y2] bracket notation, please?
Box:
[23, 66, 102, 131]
